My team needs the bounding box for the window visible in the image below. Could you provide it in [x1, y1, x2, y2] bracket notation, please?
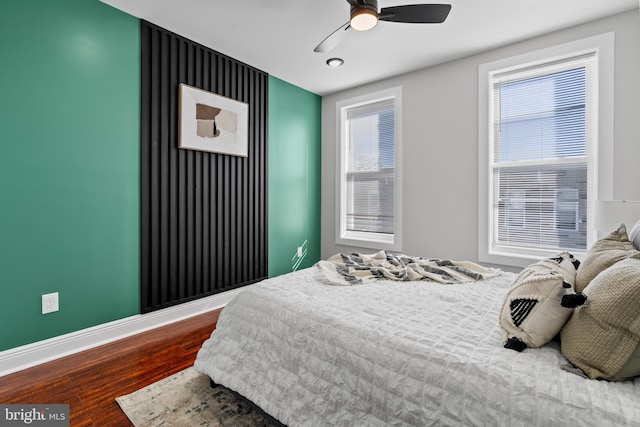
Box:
[479, 33, 614, 267]
[493, 61, 591, 252]
[336, 87, 402, 251]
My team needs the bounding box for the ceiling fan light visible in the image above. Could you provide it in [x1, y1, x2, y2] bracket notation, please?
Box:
[350, 6, 378, 31]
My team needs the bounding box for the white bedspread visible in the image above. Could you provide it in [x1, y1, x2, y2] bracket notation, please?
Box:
[194, 265, 640, 426]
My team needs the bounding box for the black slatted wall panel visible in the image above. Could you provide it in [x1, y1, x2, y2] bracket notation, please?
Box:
[140, 21, 268, 313]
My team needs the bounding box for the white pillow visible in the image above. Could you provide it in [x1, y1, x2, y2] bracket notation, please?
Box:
[629, 219, 640, 250]
[499, 252, 581, 351]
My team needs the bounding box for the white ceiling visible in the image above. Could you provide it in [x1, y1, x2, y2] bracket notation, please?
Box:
[100, 0, 638, 96]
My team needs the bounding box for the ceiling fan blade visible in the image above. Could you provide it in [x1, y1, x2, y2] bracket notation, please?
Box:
[379, 4, 451, 24]
[314, 22, 351, 53]
[346, 0, 365, 7]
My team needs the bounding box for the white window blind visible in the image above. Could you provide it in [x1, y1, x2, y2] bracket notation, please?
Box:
[489, 53, 596, 255]
[336, 86, 402, 251]
[346, 99, 395, 234]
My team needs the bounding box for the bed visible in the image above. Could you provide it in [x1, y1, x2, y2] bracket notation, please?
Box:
[194, 249, 640, 426]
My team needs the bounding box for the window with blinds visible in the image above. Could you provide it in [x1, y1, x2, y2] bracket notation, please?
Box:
[336, 87, 402, 251]
[489, 53, 596, 255]
[346, 99, 395, 234]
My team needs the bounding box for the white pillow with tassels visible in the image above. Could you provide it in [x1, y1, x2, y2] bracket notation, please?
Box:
[499, 252, 584, 351]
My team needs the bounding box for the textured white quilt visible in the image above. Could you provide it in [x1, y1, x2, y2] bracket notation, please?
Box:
[194, 265, 640, 426]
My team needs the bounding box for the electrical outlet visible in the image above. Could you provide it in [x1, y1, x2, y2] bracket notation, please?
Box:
[297, 246, 303, 257]
[42, 292, 59, 314]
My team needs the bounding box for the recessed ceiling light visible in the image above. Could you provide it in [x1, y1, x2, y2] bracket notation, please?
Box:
[326, 58, 344, 67]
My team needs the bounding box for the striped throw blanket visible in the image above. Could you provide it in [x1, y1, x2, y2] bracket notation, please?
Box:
[317, 251, 498, 286]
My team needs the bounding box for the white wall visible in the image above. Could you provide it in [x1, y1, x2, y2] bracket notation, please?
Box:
[321, 10, 640, 269]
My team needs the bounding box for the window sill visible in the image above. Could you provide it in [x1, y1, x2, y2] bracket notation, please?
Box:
[336, 230, 401, 252]
[479, 247, 588, 269]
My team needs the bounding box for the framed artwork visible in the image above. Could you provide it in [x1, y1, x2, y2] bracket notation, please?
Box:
[178, 83, 249, 156]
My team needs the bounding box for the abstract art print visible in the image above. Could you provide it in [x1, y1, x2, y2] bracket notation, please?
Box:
[179, 83, 248, 156]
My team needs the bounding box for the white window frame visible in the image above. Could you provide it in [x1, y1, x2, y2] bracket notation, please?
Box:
[335, 86, 403, 251]
[478, 33, 614, 268]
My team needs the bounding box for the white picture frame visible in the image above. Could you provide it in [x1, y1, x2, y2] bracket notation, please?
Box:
[178, 83, 248, 157]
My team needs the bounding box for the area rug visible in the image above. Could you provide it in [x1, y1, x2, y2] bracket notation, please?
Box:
[116, 367, 284, 426]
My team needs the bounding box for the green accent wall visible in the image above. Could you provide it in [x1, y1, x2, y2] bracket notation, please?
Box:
[0, 1, 322, 353]
[268, 76, 322, 277]
[0, 0, 141, 351]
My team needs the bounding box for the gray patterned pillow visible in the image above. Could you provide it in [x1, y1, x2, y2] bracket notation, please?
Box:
[630, 219, 640, 251]
[574, 224, 639, 292]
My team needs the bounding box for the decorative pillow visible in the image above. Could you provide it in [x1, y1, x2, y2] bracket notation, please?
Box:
[561, 258, 640, 380]
[615, 343, 640, 381]
[574, 224, 639, 292]
[630, 219, 640, 251]
[499, 252, 582, 351]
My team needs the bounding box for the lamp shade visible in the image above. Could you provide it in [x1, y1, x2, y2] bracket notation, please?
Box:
[594, 200, 640, 236]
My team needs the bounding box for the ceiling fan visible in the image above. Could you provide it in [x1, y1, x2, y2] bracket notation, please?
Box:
[314, 0, 451, 53]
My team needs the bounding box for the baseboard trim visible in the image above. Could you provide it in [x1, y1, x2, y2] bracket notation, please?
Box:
[0, 287, 251, 377]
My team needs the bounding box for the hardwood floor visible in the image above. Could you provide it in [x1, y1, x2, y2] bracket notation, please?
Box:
[0, 309, 222, 426]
